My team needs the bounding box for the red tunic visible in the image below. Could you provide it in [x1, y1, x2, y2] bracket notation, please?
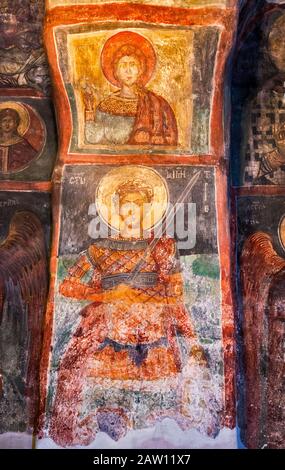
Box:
[128, 89, 178, 146]
[49, 237, 195, 447]
[0, 137, 38, 173]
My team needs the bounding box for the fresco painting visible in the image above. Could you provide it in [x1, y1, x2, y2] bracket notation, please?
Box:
[0, 4, 57, 182]
[0, 95, 57, 181]
[232, 7, 285, 187]
[0, 0, 284, 453]
[0, 1, 50, 95]
[0, 0, 236, 450]
[55, 24, 219, 154]
[47, 1, 230, 9]
[0, 0, 54, 449]
[43, 165, 224, 447]
[0, 101, 45, 174]
[235, 195, 285, 449]
[230, 1, 285, 449]
[0, 191, 51, 435]
[82, 31, 178, 147]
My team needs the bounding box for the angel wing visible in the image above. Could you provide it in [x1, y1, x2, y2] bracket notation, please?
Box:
[0, 211, 48, 433]
[240, 232, 285, 448]
[266, 269, 285, 448]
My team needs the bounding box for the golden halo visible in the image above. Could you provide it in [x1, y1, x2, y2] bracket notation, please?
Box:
[101, 31, 156, 88]
[96, 165, 169, 232]
[0, 101, 30, 136]
[278, 213, 285, 252]
[268, 14, 285, 72]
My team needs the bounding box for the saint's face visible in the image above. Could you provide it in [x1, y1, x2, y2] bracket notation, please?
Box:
[115, 55, 141, 88]
[0, 115, 18, 134]
[119, 192, 147, 235]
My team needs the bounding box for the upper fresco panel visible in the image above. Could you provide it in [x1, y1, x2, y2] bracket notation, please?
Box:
[54, 24, 220, 155]
[47, 0, 233, 9]
[45, 0, 237, 158]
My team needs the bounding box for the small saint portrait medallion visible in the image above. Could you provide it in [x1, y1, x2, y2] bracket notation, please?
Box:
[0, 101, 46, 174]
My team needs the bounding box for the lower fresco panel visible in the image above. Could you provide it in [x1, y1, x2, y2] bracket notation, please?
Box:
[38, 164, 234, 448]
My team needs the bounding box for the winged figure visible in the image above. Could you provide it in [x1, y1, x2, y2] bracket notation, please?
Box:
[240, 232, 285, 448]
[0, 211, 48, 433]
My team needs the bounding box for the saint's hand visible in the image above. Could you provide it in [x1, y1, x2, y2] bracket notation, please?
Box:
[59, 279, 103, 301]
[106, 283, 139, 305]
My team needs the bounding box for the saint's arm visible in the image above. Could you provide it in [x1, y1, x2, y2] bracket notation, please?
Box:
[59, 251, 103, 300]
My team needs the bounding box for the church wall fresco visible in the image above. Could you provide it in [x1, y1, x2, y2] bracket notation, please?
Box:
[0, 1, 55, 448]
[38, 0, 237, 449]
[54, 23, 219, 155]
[47, 1, 232, 9]
[0, 1, 56, 180]
[0, 2, 50, 95]
[1, 0, 284, 453]
[233, 192, 285, 448]
[231, 5, 285, 187]
[230, 0, 285, 449]
[0, 92, 57, 181]
[0, 190, 51, 435]
[42, 164, 225, 447]
[45, 3, 235, 162]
